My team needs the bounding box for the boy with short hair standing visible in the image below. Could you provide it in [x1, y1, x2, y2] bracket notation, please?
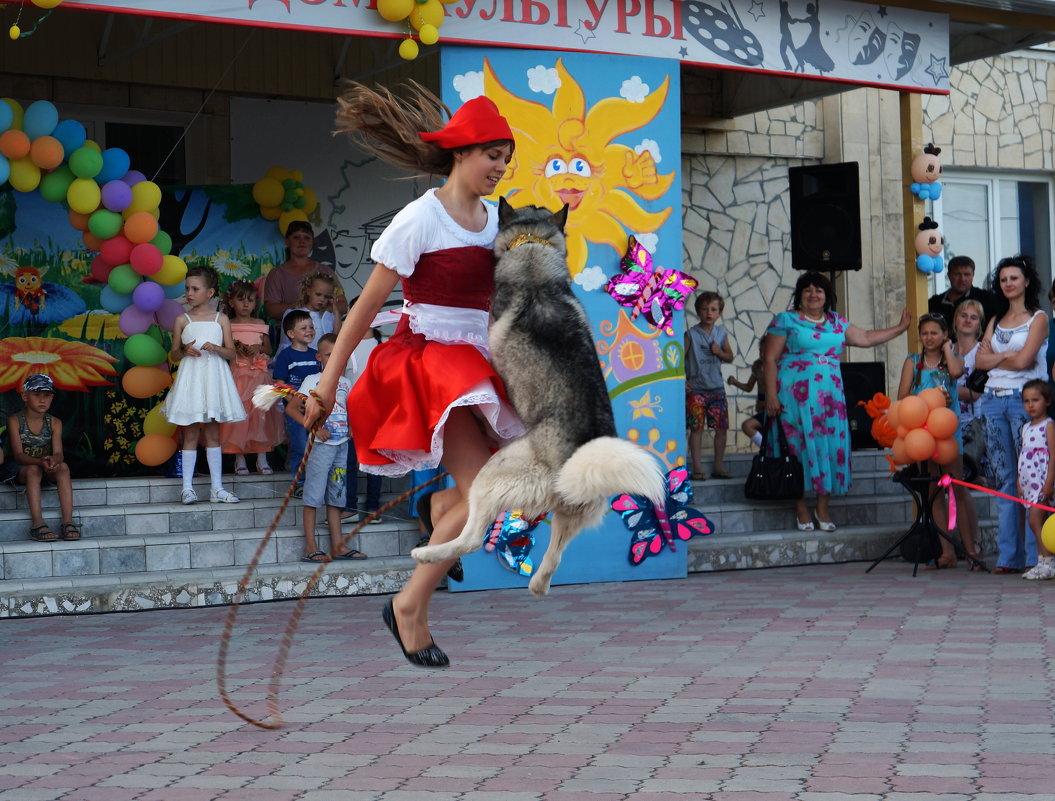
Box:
[271, 309, 318, 493]
[685, 291, 734, 480]
[288, 334, 367, 563]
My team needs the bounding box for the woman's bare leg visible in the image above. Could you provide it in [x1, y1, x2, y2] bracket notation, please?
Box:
[391, 407, 492, 653]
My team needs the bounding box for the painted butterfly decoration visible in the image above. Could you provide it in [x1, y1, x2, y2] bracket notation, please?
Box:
[612, 466, 715, 565]
[484, 509, 548, 577]
[605, 236, 698, 336]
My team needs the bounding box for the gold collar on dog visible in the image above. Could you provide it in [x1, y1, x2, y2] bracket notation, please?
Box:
[506, 233, 555, 250]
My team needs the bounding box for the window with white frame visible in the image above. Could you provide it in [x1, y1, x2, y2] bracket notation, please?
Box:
[931, 172, 1054, 298]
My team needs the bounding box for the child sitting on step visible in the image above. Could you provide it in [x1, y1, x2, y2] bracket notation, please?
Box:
[9, 373, 79, 542]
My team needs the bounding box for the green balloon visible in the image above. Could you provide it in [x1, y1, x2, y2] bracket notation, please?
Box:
[124, 333, 168, 367]
[88, 209, 123, 240]
[145, 324, 165, 345]
[68, 146, 103, 179]
[282, 178, 297, 189]
[293, 196, 306, 209]
[150, 230, 172, 256]
[108, 263, 142, 295]
[283, 188, 298, 203]
[40, 165, 74, 203]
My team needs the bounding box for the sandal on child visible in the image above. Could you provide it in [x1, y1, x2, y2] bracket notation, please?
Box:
[29, 524, 57, 542]
[690, 472, 707, 481]
[258, 464, 274, 475]
[924, 554, 958, 570]
[234, 465, 250, 476]
[335, 549, 368, 560]
[301, 550, 327, 563]
[59, 522, 81, 541]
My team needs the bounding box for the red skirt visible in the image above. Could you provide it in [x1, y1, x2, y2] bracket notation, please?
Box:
[349, 323, 523, 476]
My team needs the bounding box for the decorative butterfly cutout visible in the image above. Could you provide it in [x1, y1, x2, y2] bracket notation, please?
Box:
[484, 509, 547, 577]
[612, 466, 715, 565]
[605, 237, 698, 336]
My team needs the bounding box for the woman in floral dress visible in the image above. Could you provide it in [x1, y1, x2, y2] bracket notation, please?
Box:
[763, 272, 910, 531]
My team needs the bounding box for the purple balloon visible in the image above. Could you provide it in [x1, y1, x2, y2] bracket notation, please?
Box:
[155, 298, 184, 332]
[119, 303, 154, 337]
[121, 169, 148, 186]
[132, 280, 165, 313]
[101, 180, 133, 212]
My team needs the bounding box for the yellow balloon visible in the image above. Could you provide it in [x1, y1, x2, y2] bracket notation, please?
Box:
[291, 169, 303, 182]
[409, 0, 444, 30]
[1043, 515, 1055, 554]
[377, 0, 414, 21]
[129, 180, 162, 213]
[265, 165, 291, 182]
[31, 0, 64, 8]
[252, 177, 284, 208]
[278, 209, 309, 235]
[418, 23, 439, 45]
[1, 98, 23, 131]
[143, 402, 177, 437]
[155, 254, 188, 286]
[8, 157, 40, 192]
[82, 139, 101, 152]
[301, 187, 318, 215]
[260, 205, 282, 221]
[8, 25, 19, 40]
[398, 38, 419, 60]
[67, 177, 102, 214]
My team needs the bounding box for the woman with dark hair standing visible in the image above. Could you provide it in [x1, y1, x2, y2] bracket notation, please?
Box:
[764, 271, 910, 531]
[974, 255, 1049, 573]
[263, 221, 346, 323]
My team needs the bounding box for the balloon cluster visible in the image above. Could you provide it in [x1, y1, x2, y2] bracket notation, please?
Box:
[8, 0, 64, 40]
[886, 388, 960, 466]
[910, 143, 943, 200]
[915, 216, 944, 274]
[136, 396, 179, 468]
[251, 166, 319, 235]
[375, 0, 458, 61]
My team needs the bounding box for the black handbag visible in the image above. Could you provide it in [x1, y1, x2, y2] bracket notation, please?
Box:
[744, 416, 804, 501]
[964, 367, 989, 394]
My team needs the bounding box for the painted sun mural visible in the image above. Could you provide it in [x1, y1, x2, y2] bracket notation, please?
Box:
[485, 58, 675, 277]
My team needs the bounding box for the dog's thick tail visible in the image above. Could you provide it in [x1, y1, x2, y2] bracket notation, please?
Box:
[555, 437, 666, 512]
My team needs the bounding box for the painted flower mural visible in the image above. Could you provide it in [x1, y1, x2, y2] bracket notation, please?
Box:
[0, 336, 118, 392]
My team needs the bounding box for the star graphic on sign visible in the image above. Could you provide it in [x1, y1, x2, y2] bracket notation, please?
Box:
[747, 0, 765, 21]
[679, 46, 689, 58]
[574, 19, 597, 44]
[925, 54, 949, 84]
[878, 5, 888, 17]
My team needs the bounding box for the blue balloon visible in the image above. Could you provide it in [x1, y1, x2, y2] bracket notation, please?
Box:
[97, 148, 131, 184]
[100, 285, 133, 314]
[23, 101, 59, 139]
[162, 281, 185, 299]
[0, 103, 12, 135]
[0, 154, 9, 186]
[51, 119, 87, 156]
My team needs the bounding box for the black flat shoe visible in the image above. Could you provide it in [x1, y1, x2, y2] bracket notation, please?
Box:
[381, 599, 449, 668]
[416, 492, 464, 583]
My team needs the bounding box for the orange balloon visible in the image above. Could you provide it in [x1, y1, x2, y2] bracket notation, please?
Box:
[0, 129, 30, 159]
[68, 209, 90, 231]
[123, 211, 159, 244]
[82, 231, 104, 252]
[886, 400, 900, 429]
[934, 437, 960, 466]
[871, 415, 897, 448]
[29, 135, 63, 170]
[891, 436, 908, 465]
[926, 407, 958, 440]
[135, 433, 178, 467]
[904, 427, 937, 462]
[122, 365, 172, 399]
[899, 395, 929, 429]
[919, 387, 946, 411]
[897, 425, 909, 440]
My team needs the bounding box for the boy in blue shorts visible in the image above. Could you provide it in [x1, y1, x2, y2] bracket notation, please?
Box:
[685, 291, 734, 480]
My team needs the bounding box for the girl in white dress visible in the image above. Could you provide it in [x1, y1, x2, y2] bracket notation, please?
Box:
[163, 265, 246, 504]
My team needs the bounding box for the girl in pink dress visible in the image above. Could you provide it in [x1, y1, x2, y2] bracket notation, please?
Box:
[220, 280, 285, 475]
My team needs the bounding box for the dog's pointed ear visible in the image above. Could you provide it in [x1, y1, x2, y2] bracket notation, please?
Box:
[499, 196, 514, 226]
[552, 203, 569, 231]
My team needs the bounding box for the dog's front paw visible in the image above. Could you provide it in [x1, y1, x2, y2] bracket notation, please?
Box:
[411, 545, 444, 564]
[528, 574, 552, 597]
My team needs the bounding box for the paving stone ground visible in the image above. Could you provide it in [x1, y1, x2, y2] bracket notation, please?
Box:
[1, 561, 1053, 800]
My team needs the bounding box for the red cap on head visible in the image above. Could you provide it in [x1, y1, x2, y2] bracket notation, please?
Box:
[419, 96, 514, 149]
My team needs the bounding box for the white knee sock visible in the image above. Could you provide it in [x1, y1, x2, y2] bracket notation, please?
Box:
[751, 432, 763, 447]
[206, 446, 223, 490]
[181, 450, 196, 492]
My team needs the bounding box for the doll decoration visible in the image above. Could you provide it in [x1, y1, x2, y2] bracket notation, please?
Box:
[910, 143, 943, 200]
[915, 217, 944, 274]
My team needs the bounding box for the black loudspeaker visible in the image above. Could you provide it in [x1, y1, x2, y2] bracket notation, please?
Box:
[789, 162, 862, 272]
[840, 361, 886, 450]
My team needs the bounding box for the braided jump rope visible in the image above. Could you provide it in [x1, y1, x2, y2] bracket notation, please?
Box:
[216, 384, 448, 729]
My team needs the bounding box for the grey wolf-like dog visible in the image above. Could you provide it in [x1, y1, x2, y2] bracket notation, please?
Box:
[411, 198, 665, 596]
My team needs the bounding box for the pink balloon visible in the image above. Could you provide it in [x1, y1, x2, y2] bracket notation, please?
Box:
[100, 234, 133, 267]
[130, 243, 163, 276]
[121, 169, 147, 186]
[101, 179, 133, 212]
[118, 303, 154, 337]
[155, 298, 184, 332]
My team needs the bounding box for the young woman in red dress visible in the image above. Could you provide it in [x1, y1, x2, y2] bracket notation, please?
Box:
[305, 86, 524, 668]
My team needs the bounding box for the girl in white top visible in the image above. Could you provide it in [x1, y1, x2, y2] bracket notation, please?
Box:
[163, 265, 245, 505]
[975, 255, 1050, 573]
[278, 271, 343, 351]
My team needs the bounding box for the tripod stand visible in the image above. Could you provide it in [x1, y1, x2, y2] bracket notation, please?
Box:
[866, 464, 985, 575]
